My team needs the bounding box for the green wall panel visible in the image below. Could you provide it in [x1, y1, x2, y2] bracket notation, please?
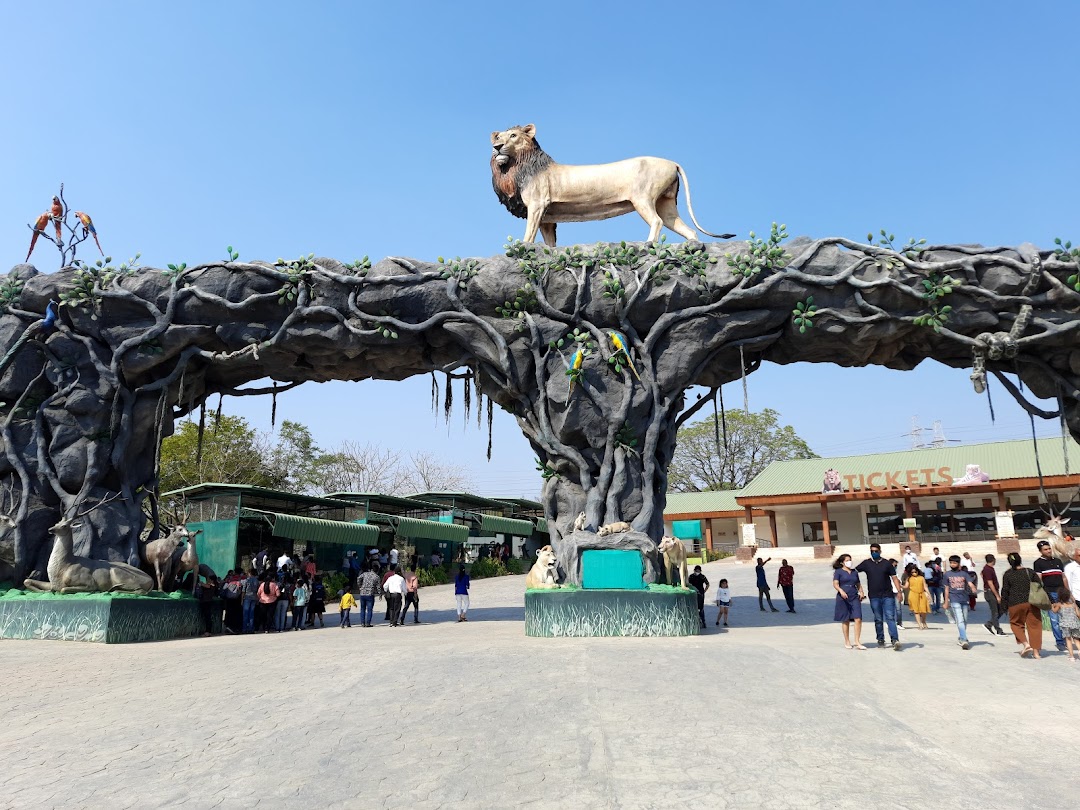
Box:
[581, 550, 645, 590]
[189, 519, 238, 578]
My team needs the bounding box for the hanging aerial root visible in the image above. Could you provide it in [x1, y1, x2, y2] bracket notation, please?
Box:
[430, 372, 438, 416]
[196, 402, 206, 467]
[486, 396, 494, 460]
[718, 387, 729, 452]
[271, 382, 278, 428]
[215, 394, 223, 431]
[1061, 389, 1071, 476]
[463, 374, 471, 428]
[739, 346, 749, 412]
[443, 372, 453, 423]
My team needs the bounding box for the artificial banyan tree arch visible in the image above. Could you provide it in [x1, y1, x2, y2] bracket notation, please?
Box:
[0, 230, 1078, 586]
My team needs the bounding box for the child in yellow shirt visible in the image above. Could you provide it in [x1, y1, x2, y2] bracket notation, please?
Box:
[339, 590, 356, 628]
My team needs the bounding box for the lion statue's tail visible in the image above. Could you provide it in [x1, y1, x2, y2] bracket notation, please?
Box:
[675, 164, 735, 240]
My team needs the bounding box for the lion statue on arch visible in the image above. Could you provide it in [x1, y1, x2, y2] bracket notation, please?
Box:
[490, 124, 735, 246]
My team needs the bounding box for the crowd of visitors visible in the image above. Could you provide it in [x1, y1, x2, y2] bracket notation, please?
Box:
[822, 539, 1080, 659]
[196, 546, 477, 635]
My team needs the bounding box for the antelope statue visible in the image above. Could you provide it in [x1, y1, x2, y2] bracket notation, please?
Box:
[23, 505, 154, 595]
[171, 528, 203, 594]
[140, 523, 191, 592]
[1034, 491, 1078, 562]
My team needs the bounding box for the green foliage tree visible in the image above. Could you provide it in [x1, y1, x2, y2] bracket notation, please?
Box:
[267, 419, 322, 494]
[668, 408, 816, 492]
[159, 414, 280, 495]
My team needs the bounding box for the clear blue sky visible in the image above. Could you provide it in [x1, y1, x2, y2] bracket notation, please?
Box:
[2, 2, 1077, 497]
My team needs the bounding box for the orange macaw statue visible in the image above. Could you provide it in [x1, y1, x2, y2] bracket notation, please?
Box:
[74, 211, 103, 255]
[25, 212, 50, 262]
[49, 196, 63, 242]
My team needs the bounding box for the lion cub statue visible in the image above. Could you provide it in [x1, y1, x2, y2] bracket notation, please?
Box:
[657, 535, 689, 588]
[526, 545, 560, 590]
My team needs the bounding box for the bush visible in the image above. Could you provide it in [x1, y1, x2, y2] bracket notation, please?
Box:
[704, 549, 733, 562]
[418, 566, 449, 587]
[469, 557, 507, 579]
[504, 557, 523, 575]
[323, 572, 349, 597]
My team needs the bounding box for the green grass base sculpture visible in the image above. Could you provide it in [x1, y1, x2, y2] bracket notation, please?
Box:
[524, 584, 699, 637]
[0, 586, 220, 643]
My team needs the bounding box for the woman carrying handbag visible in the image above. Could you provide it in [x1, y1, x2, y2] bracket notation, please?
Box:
[999, 552, 1044, 659]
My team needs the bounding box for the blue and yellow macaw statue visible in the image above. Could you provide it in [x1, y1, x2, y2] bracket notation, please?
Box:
[566, 348, 584, 397]
[606, 329, 641, 381]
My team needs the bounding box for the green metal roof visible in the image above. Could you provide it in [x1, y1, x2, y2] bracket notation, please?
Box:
[410, 491, 513, 511]
[534, 517, 549, 534]
[241, 508, 380, 545]
[478, 514, 535, 536]
[738, 437, 1080, 498]
[164, 483, 359, 509]
[368, 511, 470, 542]
[664, 490, 743, 514]
[495, 497, 544, 511]
[322, 492, 443, 511]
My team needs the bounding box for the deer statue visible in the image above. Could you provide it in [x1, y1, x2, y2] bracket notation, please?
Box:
[171, 528, 203, 594]
[22, 502, 154, 594]
[140, 523, 190, 592]
[1034, 491, 1078, 562]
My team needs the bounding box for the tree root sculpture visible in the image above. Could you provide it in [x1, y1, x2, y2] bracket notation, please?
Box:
[0, 235, 1077, 585]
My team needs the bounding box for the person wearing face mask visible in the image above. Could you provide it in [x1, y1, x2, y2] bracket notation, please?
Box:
[832, 553, 866, 649]
[856, 543, 903, 651]
[943, 554, 978, 650]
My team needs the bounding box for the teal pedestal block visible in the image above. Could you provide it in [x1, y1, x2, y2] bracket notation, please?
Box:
[0, 589, 221, 643]
[525, 585, 699, 637]
[581, 549, 645, 590]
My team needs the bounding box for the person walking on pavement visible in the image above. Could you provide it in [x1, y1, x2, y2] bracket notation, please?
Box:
[926, 558, 944, 614]
[357, 563, 381, 628]
[832, 553, 866, 650]
[777, 559, 796, 613]
[688, 565, 709, 629]
[339, 589, 356, 628]
[455, 565, 471, 622]
[904, 564, 930, 629]
[942, 555, 977, 650]
[384, 566, 406, 626]
[981, 554, 1007, 636]
[856, 543, 902, 650]
[1033, 539, 1068, 652]
[756, 557, 779, 612]
[402, 568, 421, 624]
[1000, 552, 1043, 659]
[902, 545, 919, 570]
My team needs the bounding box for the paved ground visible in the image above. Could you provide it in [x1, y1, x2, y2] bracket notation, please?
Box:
[2, 559, 1075, 809]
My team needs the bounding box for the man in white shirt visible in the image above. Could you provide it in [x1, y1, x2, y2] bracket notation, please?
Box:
[1064, 546, 1080, 599]
[902, 546, 919, 570]
[389, 546, 399, 567]
[276, 551, 292, 572]
[383, 567, 406, 626]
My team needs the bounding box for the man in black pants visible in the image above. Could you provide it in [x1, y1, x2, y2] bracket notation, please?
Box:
[688, 565, 710, 629]
[756, 557, 779, 612]
[981, 553, 1006, 636]
[777, 559, 796, 613]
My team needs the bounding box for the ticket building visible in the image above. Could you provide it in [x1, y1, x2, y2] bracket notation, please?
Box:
[663, 437, 1080, 560]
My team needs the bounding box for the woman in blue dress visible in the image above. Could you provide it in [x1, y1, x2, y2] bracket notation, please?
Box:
[833, 553, 867, 650]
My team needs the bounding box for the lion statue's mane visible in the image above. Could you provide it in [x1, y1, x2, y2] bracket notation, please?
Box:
[490, 129, 554, 221]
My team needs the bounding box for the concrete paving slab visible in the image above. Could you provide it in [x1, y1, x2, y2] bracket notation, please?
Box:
[1, 559, 1073, 809]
